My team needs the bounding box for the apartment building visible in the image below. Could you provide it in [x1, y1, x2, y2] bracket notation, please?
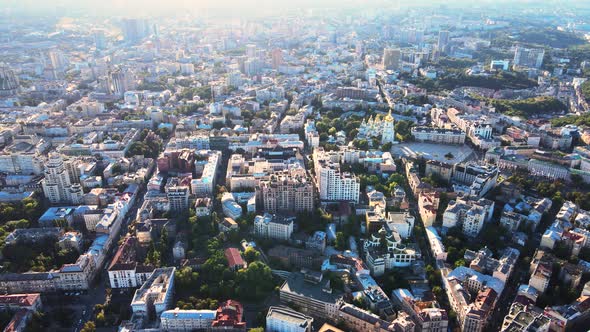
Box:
[253, 213, 294, 241]
[131, 267, 175, 320]
[266, 306, 313, 332]
[191, 150, 221, 197]
[166, 178, 190, 212]
[42, 153, 84, 204]
[108, 237, 154, 289]
[443, 196, 495, 237]
[257, 170, 314, 213]
[313, 148, 360, 203]
[392, 288, 449, 332]
[160, 308, 216, 331]
[279, 271, 344, 319]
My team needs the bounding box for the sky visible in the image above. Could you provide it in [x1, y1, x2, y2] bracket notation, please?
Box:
[1, 0, 589, 18]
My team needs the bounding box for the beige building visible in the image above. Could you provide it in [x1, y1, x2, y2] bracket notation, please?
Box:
[257, 170, 314, 213]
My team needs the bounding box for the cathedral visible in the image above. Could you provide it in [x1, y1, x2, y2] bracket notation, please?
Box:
[357, 109, 396, 144]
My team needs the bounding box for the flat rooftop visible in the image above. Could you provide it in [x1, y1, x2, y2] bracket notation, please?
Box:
[391, 142, 474, 164]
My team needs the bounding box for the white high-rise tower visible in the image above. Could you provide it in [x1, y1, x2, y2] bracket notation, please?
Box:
[41, 153, 83, 204]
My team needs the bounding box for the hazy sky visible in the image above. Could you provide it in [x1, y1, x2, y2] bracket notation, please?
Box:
[2, 0, 589, 18]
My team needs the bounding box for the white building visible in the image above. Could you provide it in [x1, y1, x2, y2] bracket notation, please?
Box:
[221, 193, 243, 220]
[313, 148, 360, 203]
[41, 153, 84, 204]
[131, 267, 175, 318]
[363, 228, 417, 276]
[266, 306, 313, 332]
[443, 196, 494, 237]
[160, 308, 216, 331]
[254, 213, 294, 241]
[191, 150, 221, 197]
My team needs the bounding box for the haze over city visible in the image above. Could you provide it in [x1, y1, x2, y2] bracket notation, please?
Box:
[0, 1, 589, 332]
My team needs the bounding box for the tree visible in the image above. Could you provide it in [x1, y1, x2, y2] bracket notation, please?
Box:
[156, 127, 171, 139]
[235, 261, 275, 301]
[381, 142, 393, 152]
[353, 139, 369, 150]
[454, 259, 466, 268]
[81, 321, 96, 332]
[432, 286, 443, 299]
[145, 243, 162, 267]
[95, 310, 106, 327]
[395, 120, 414, 141]
[175, 267, 199, 293]
[335, 232, 347, 251]
[243, 247, 260, 264]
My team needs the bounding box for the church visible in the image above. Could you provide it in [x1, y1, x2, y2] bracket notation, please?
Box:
[357, 109, 396, 144]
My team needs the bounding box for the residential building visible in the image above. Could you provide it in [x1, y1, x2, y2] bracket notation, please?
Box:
[383, 48, 401, 70]
[211, 300, 247, 331]
[41, 153, 84, 204]
[337, 303, 399, 332]
[166, 179, 190, 212]
[253, 213, 294, 241]
[513, 46, 545, 69]
[363, 228, 418, 276]
[191, 150, 221, 197]
[257, 170, 314, 213]
[0, 294, 42, 312]
[160, 308, 216, 331]
[392, 288, 448, 332]
[266, 306, 313, 332]
[313, 148, 360, 203]
[131, 267, 175, 320]
[108, 237, 154, 289]
[443, 196, 494, 237]
[279, 271, 344, 319]
[219, 217, 239, 233]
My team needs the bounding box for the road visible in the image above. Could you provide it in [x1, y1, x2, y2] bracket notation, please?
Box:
[59, 184, 148, 332]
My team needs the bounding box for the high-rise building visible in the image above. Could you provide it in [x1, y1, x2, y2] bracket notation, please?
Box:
[271, 48, 284, 69]
[48, 50, 68, 72]
[438, 30, 450, 53]
[93, 29, 107, 50]
[226, 71, 243, 88]
[246, 44, 257, 58]
[257, 170, 314, 213]
[355, 41, 363, 56]
[382, 48, 401, 70]
[166, 180, 190, 212]
[0, 66, 19, 96]
[513, 46, 545, 69]
[244, 59, 261, 77]
[313, 148, 360, 203]
[41, 153, 83, 204]
[108, 67, 135, 96]
[121, 18, 148, 44]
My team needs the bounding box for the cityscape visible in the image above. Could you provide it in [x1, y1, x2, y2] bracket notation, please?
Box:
[1, 1, 590, 331]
